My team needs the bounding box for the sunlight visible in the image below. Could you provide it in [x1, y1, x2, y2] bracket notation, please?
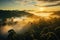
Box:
[39, 7, 46, 11]
[38, 13, 52, 17]
[27, 11, 53, 18]
[34, 13, 52, 17]
[30, 12, 53, 20]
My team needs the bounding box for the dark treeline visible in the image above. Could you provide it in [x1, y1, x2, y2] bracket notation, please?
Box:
[0, 10, 33, 26]
[0, 10, 33, 19]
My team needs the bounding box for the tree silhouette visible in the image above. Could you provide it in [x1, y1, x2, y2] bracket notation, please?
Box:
[55, 27, 60, 40]
[46, 32, 58, 40]
[40, 27, 49, 35]
[7, 29, 18, 40]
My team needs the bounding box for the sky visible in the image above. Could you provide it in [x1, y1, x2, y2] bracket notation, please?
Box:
[0, 0, 60, 11]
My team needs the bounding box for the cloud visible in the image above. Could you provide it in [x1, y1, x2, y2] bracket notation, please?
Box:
[34, 1, 60, 7]
[37, 0, 60, 2]
[12, 0, 36, 5]
[51, 11, 60, 16]
[44, 3, 60, 7]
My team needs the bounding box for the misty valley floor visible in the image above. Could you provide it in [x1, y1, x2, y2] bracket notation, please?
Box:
[0, 10, 60, 40]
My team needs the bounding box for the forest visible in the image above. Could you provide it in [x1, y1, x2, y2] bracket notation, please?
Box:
[0, 10, 60, 40]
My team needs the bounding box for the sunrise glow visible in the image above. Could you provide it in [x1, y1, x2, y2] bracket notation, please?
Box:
[38, 13, 52, 17]
[39, 7, 45, 11]
[0, 0, 60, 39]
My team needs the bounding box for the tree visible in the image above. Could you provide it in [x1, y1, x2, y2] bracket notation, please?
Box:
[7, 29, 18, 40]
[46, 32, 58, 40]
